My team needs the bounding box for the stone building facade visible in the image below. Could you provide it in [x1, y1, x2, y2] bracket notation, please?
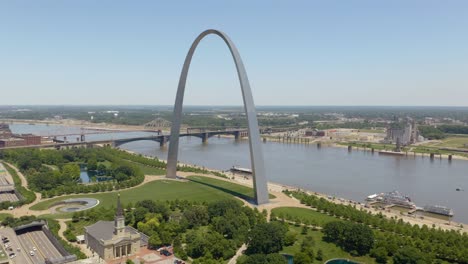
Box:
[84, 194, 141, 260]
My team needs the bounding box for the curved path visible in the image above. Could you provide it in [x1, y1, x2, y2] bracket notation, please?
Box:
[57, 218, 71, 241]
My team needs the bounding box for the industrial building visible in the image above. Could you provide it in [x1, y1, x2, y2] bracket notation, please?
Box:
[385, 118, 419, 146]
[0, 123, 41, 148]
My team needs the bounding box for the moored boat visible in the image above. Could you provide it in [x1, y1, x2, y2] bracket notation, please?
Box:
[423, 205, 454, 217]
[230, 166, 252, 175]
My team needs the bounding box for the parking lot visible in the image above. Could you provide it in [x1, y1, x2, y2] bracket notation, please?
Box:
[0, 227, 33, 264]
[0, 226, 64, 264]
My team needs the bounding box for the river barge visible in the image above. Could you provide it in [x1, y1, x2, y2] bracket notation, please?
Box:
[378, 150, 405, 156]
[230, 166, 252, 175]
[423, 205, 454, 217]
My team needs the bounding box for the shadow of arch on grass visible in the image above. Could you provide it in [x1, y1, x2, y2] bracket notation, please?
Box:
[187, 176, 275, 204]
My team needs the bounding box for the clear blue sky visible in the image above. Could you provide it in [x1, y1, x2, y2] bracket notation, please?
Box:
[1, 1, 467, 106]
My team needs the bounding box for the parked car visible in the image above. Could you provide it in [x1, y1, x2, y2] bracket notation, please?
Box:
[160, 249, 172, 256]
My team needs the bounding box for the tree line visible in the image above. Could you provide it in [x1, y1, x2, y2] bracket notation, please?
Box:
[285, 190, 468, 263]
[419, 124, 468, 140]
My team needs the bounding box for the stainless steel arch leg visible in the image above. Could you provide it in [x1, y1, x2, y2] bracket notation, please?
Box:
[166, 29, 269, 205]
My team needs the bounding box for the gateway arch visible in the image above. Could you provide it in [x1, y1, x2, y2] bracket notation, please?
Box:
[166, 29, 269, 205]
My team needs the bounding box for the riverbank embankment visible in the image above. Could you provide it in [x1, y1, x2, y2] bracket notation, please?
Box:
[121, 149, 468, 233]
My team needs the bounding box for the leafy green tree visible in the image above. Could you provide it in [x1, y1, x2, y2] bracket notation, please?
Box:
[211, 209, 249, 241]
[62, 163, 80, 181]
[284, 230, 298, 246]
[148, 233, 162, 249]
[71, 213, 79, 223]
[323, 221, 374, 256]
[294, 252, 312, 264]
[246, 222, 288, 255]
[207, 199, 241, 218]
[133, 207, 149, 225]
[316, 249, 324, 261]
[87, 158, 98, 171]
[241, 253, 287, 264]
[97, 163, 107, 173]
[371, 247, 389, 263]
[185, 228, 235, 260]
[393, 247, 431, 264]
[343, 223, 374, 255]
[182, 205, 209, 228]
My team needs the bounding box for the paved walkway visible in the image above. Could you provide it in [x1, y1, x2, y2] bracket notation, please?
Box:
[57, 218, 70, 241]
[228, 243, 246, 264]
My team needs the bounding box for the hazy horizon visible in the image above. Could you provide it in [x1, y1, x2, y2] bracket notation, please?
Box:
[2, 105, 468, 109]
[1, 1, 467, 106]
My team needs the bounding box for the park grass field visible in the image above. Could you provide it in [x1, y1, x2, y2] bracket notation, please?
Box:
[423, 136, 468, 149]
[358, 129, 385, 134]
[281, 225, 376, 264]
[187, 176, 275, 199]
[0, 213, 12, 221]
[31, 175, 267, 212]
[272, 207, 339, 226]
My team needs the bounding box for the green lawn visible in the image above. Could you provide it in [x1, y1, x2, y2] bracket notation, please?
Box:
[187, 176, 276, 199]
[281, 225, 376, 264]
[358, 129, 385, 134]
[424, 136, 468, 148]
[31, 176, 271, 214]
[0, 213, 12, 221]
[272, 207, 338, 226]
[339, 142, 395, 151]
[65, 219, 95, 237]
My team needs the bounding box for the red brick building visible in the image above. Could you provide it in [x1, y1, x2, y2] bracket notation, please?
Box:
[16, 134, 41, 145]
[0, 138, 26, 148]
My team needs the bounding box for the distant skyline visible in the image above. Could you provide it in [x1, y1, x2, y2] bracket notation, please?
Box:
[1, 1, 467, 106]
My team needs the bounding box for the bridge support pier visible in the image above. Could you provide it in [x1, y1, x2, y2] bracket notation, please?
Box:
[201, 133, 208, 143]
[234, 131, 240, 140]
[160, 137, 168, 147]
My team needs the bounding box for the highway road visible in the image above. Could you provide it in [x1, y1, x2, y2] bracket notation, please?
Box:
[0, 192, 20, 202]
[29, 230, 62, 260]
[17, 229, 62, 264]
[0, 228, 33, 264]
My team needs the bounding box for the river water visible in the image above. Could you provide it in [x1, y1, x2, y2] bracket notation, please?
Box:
[9, 124, 468, 223]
